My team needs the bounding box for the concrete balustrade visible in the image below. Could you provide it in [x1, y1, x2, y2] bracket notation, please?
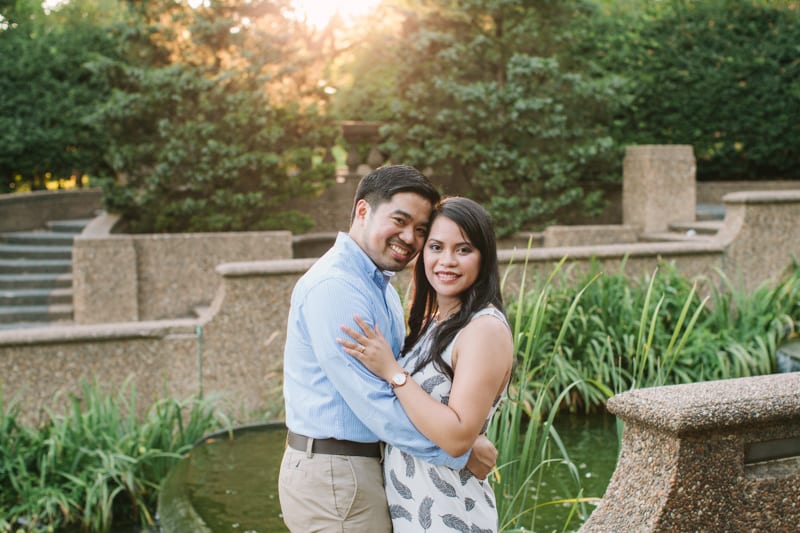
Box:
[580, 373, 800, 532]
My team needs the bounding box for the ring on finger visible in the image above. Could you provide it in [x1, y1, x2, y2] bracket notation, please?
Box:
[358, 345, 366, 353]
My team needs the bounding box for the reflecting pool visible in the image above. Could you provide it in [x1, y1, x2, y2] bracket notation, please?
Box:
[158, 416, 619, 532]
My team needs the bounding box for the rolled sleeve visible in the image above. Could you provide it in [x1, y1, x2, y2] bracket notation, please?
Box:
[303, 278, 467, 469]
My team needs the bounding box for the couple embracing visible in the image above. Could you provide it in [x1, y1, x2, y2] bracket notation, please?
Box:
[278, 165, 514, 532]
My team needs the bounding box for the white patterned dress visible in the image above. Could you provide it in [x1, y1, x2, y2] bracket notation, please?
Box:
[384, 307, 508, 533]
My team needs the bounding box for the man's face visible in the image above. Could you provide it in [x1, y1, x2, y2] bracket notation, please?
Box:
[352, 192, 434, 272]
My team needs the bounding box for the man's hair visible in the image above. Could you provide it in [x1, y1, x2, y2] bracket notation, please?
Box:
[350, 165, 440, 224]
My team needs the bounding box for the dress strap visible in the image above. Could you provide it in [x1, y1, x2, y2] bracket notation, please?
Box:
[470, 306, 509, 330]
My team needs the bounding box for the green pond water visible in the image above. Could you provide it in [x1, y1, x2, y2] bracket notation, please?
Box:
[158, 415, 619, 532]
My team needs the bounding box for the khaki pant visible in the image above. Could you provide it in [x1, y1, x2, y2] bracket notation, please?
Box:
[278, 446, 391, 532]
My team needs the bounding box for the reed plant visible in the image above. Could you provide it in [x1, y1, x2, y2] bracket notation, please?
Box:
[505, 259, 800, 416]
[0, 380, 225, 532]
[489, 257, 800, 532]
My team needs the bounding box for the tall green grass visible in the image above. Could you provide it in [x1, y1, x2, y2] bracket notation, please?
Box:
[505, 259, 800, 416]
[0, 380, 225, 532]
[489, 257, 800, 532]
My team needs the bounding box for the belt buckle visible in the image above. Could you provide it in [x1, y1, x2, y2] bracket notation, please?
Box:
[305, 435, 314, 458]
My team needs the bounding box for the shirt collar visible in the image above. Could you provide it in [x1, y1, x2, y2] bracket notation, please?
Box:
[336, 232, 395, 289]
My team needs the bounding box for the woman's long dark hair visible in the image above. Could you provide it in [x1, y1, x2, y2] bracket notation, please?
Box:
[402, 197, 505, 381]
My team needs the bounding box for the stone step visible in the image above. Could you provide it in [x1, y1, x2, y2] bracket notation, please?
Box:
[0, 273, 72, 290]
[0, 303, 73, 324]
[0, 321, 63, 331]
[0, 258, 72, 274]
[639, 231, 714, 243]
[695, 203, 726, 221]
[0, 288, 72, 306]
[0, 217, 86, 328]
[0, 231, 77, 246]
[47, 218, 93, 233]
[0, 243, 73, 260]
[668, 220, 724, 235]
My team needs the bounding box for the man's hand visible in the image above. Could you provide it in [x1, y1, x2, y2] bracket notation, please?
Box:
[465, 434, 497, 480]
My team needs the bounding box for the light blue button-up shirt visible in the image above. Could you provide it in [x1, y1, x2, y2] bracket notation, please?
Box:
[283, 232, 467, 469]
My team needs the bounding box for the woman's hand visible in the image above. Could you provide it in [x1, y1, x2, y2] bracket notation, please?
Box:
[338, 315, 403, 382]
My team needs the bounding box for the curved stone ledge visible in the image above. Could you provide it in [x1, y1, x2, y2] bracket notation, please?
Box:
[499, 239, 723, 263]
[607, 373, 800, 435]
[79, 212, 121, 237]
[723, 189, 800, 204]
[0, 319, 199, 347]
[215, 258, 316, 277]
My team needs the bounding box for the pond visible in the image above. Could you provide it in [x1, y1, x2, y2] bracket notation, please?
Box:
[158, 415, 619, 532]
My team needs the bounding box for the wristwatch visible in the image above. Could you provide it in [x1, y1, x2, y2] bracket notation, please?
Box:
[390, 371, 410, 389]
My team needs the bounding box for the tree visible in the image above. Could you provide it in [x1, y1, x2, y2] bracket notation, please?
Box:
[593, 0, 800, 181]
[0, 0, 120, 192]
[342, 0, 623, 236]
[89, 0, 339, 233]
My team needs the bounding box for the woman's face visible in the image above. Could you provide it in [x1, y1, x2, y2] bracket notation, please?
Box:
[423, 215, 481, 304]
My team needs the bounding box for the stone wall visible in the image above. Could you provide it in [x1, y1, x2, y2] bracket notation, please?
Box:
[0, 188, 102, 232]
[9, 185, 800, 423]
[73, 222, 294, 323]
[0, 320, 200, 425]
[543, 224, 638, 248]
[0, 239, 724, 424]
[713, 190, 800, 291]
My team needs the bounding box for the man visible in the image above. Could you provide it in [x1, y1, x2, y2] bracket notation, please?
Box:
[279, 165, 497, 532]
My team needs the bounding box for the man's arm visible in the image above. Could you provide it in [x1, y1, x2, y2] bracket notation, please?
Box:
[305, 280, 468, 469]
[465, 435, 498, 480]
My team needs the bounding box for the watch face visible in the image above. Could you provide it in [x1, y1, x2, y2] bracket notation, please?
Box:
[392, 372, 407, 386]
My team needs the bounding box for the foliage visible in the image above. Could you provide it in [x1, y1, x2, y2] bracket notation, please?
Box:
[325, 5, 405, 122]
[86, 0, 338, 233]
[503, 258, 800, 415]
[344, 0, 624, 237]
[591, 0, 800, 181]
[0, 0, 120, 193]
[0, 380, 224, 532]
[489, 260, 599, 531]
[490, 257, 800, 530]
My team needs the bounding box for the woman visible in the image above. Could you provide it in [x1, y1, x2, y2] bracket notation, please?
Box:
[338, 196, 514, 532]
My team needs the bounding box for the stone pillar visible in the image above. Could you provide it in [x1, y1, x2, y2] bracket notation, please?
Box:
[622, 145, 696, 233]
[580, 374, 800, 532]
[72, 236, 139, 323]
[714, 190, 800, 291]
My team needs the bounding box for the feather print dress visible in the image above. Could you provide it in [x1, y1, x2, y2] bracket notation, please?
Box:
[384, 307, 508, 533]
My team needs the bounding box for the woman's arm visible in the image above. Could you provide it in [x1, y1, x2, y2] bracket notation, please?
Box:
[339, 314, 513, 457]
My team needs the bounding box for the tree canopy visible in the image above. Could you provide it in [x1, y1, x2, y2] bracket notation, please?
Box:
[335, 0, 623, 235]
[593, 0, 800, 181]
[2, 0, 798, 234]
[88, 0, 339, 233]
[0, 0, 119, 192]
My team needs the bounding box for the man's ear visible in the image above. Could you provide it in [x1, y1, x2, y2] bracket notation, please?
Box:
[354, 199, 370, 222]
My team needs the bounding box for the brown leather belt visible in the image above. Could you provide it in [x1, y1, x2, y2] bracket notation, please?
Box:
[287, 430, 382, 458]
